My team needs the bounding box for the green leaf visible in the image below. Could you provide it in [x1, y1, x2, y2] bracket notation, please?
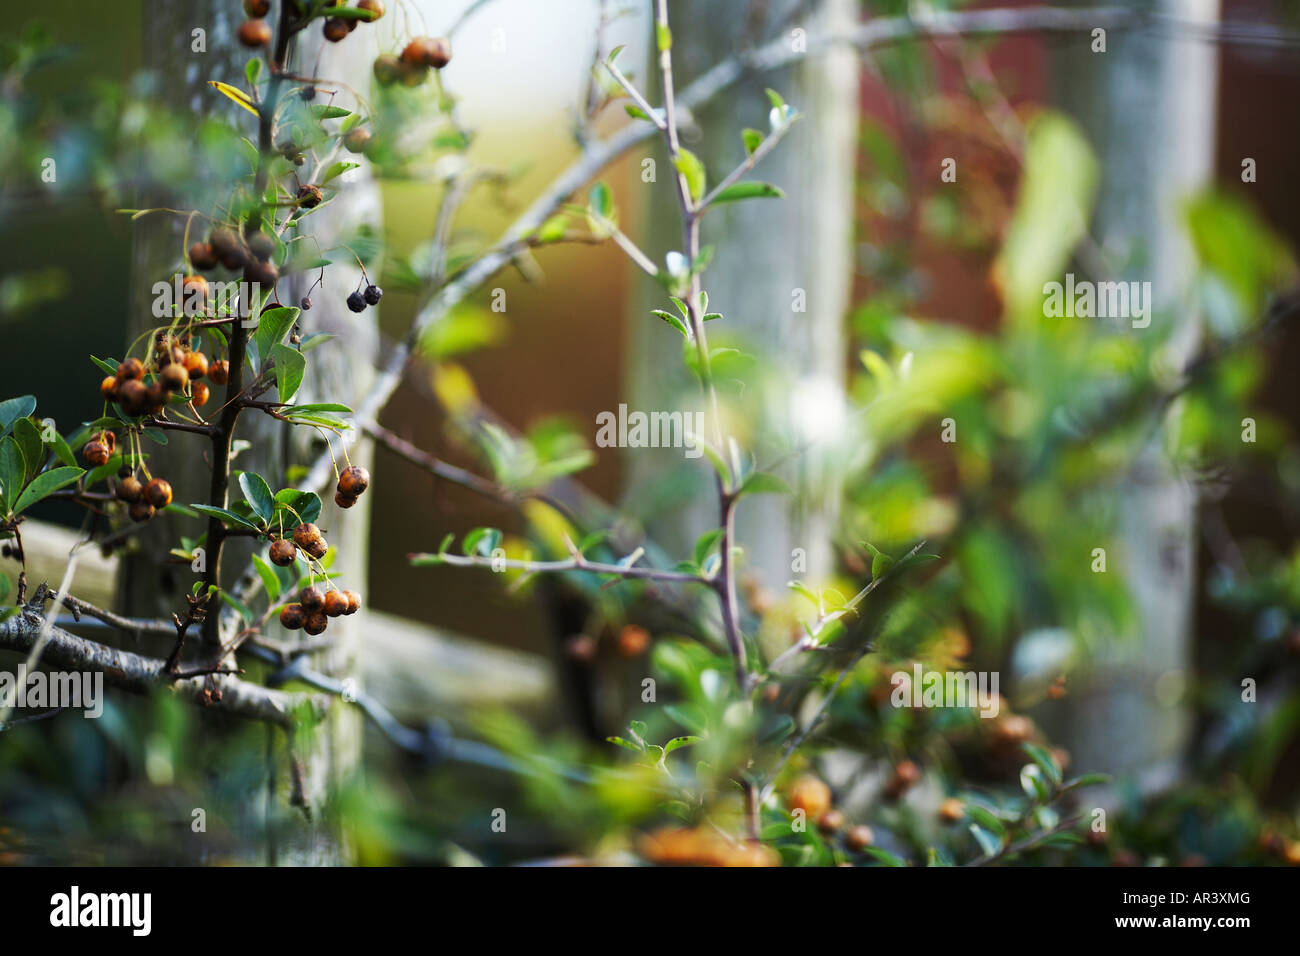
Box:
[311, 104, 352, 120]
[708, 182, 785, 206]
[251, 554, 281, 603]
[322, 161, 360, 184]
[1022, 742, 1063, 787]
[536, 213, 569, 243]
[624, 103, 650, 121]
[251, 306, 300, 366]
[607, 736, 643, 753]
[90, 356, 119, 377]
[655, 22, 672, 52]
[12, 418, 43, 481]
[964, 804, 1006, 838]
[238, 472, 276, 524]
[0, 396, 37, 438]
[673, 149, 706, 203]
[12, 466, 84, 514]
[245, 57, 261, 88]
[0, 437, 25, 513]
[191, 504, 263, 533]
[274, 489, 322, 526]
[462, 527, 501, 557]
[741, 128, 764, 156]
[651, 309, 690, 339]
[588, 182, 613, 219]
[221, 589, 256, 626]
[270, 344, 306, 404]
[693, 528, 724, 567]
[738, 471, 792, 498]
[663, 735, 699, 755]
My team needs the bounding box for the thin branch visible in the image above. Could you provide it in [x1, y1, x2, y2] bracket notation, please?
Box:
[412, 547, 707, 586]
[0, 602, 324, 727]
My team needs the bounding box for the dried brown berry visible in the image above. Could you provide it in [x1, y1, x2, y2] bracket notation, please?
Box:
[209, 227, 239, 258]
[145, 382, 168, 413]
[246, 231, 274, 262]
[160, 363, 189, 392]
[115, 476, 143, 502]
[357, 0, 385, 20]
[181, 274, 208, 307]
[292, 523, 322, 549]
[243, 0, 270, 19]
[99, 376, 119, 401]
[209, 359, 230, 386]
[343, 590, 361, 615]
[243, 258, 279, 290]
[335, 490, 357, 509]
[117, 357, 144, 381]
[299, 586, 325, 612]
[238, 18, 272, 47]
[818, 809, 845, 834]
[402, 36, 451, 69]
[337, 465, 369, 498]
[190, 382, 211, 407]
[129, 500, 156, 522]
[269, 539, 297, 566]
[617, 624, 650, 657]
[372, 53, 400, 86]
[189, 242, 219, 271]
[183, 351, 209, 380]
[845, 825, 874, 852]
[144, 478, 173, 509]
[94, 430, 116, 453]
[397, 58, 427, 87]
[323, 17, 349, 42]
[323, 589, 349, 617]
[304, 611, 329, 635]
[787, 775, 832, 823]
[297, 184, 323, 208]
[280, 604, 305, 630]
[82, 441, 110, 467]
[939, 797, 965, 824]
[304, 537, 328, 560]
[117, 379, 149, 416]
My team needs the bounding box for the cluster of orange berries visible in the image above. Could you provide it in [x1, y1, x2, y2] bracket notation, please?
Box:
[565, 624, 652, 664]
[638, 827, 780, 867]
[373, 36, 452, 88]
[115, 466, 174, 524]
[787, 774, 876, 853]
[333, 464, 370, 509]
[189, 225, 278, 291]
[278, 583, 361, 636]
[272, 521, 330, 563]
[98, 340, 221, 419]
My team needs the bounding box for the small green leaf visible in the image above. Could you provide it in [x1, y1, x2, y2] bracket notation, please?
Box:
[589, 182, 613, 218]
[651, 309, 690, 339]
[322, 161, 360, 183]
[663, 735, 699, 755]
[693, 528, 724, 567]
[738, 471, 792, 498]
[673, 149, 706, 203]
[245, 57, 261, 88]
[0, 437, 25, 513]
[252, 553, 281, 603]
[708, 182, 785, 206]
[12, 466, 84, 514]
[270, 343, 306, 404]
[742, 128, 764, 156]
[238, 472, 276, 524]
[191, 504, 263, 533]
[607, 736, 642, 753]
[0, 396, 37, 438]
[655, 23, 672, 52]
[462, 527, 501, 557]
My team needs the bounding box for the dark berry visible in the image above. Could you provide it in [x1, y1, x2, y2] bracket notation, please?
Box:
[269, 539, 297, 566]
[363, 284, 383, 305]
[337, 465, 370, 497]
[346, 291, 366, 313]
